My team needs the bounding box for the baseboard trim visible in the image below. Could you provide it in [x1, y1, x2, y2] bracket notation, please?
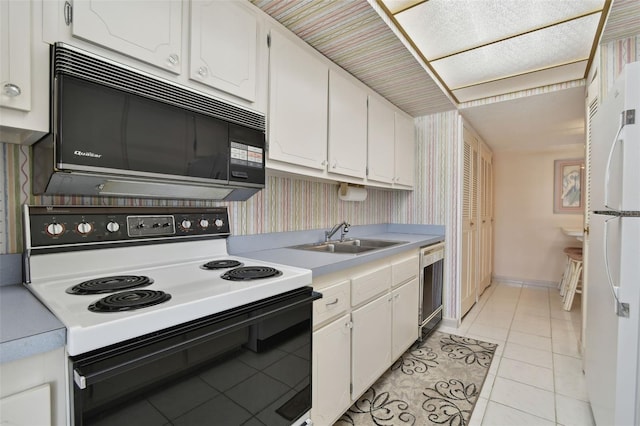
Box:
[440, 317, 459, 328]
[492, 275, 558, 289]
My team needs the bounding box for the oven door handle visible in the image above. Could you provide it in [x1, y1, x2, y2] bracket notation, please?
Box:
[73, 291, 322, 389]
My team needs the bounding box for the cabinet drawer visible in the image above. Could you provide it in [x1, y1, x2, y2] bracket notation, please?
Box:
[351, 265, 391, 307]
[392, 255, 419, 287]
[314, 280, 350, 327]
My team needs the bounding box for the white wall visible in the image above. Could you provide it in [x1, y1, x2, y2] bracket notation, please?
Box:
[493, 146, 584, 285]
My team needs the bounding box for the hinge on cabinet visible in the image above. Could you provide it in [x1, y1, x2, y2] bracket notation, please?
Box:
[64, 1, 73, 26]
[617, 301, 630, 318]
[350, 383, 353, 394]
[267, 33, 271, 48]
[623, 109, 635, 125]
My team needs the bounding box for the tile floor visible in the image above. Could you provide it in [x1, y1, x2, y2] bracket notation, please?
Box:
[437, 281, 594, 426]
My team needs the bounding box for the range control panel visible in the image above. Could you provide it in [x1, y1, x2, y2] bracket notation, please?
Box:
[26, 206, 231, 251]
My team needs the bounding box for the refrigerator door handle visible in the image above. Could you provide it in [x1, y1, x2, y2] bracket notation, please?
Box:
[604, 119, 625, 210]
[603, 215, 630, 317]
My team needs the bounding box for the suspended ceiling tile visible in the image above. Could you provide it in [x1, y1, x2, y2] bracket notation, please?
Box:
[453, 61, 588, 102]
[431, 13, 601, 89]
[395, 0, 604, 60]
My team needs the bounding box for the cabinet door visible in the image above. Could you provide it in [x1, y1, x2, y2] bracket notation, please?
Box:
[312, 314, 351, 426]
[394, 112, 415, 187]
[268, 28, 328, 170]
[0, 384, 51, 426]
[392, 278, 419, 360]
[367, 95, 395, 184]
[351, 293, 392, 398]
[189, 1, 258, 102]
[328, 70, 367, 178]
[71, 0, 183, 74]
[0, 0, 31, 112]
[461, 128, 479, 316]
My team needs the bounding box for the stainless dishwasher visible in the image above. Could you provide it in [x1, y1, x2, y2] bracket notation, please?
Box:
[419, 242, 445, 337]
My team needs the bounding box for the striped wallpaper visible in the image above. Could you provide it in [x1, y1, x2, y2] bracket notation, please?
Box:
[0, 110, 455, 249]
[0, 109, 461, 318]
[599, 35, 640, 98]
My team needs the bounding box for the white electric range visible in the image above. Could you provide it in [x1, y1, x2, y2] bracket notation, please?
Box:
[23, 205, 315, 426]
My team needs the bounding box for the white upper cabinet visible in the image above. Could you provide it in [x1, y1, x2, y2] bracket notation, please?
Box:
[0, 0, 49, 144]
[70, 0, 183, 74]
[268, 28, 328, 171]
[394, 112, 415, 187]
[367, 95, 395, 184]
[367, 94, 415, 188]
[0, 0, 31, 112]
[328, 70, 367, 179]
[189, 0, 258, 102]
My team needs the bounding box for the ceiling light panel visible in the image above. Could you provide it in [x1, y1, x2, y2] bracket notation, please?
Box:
[393, 0, 605, 60]
[453, 61, 588, 102]
[431, 13, 600, 89]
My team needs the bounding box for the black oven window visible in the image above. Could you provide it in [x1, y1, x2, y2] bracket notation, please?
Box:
[73, 293, 313, 426]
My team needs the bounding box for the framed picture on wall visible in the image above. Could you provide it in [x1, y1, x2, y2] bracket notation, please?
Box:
[554, 158, 585, 214]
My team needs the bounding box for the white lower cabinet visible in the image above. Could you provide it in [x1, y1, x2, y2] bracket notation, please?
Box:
[312, 314, 351, 426]
[351, 292, 392, 398]
[0, 384, 51, 426]
[311, 251, 419, 426]
[392, 278, 419, 359]
[0, 348, 66, 426]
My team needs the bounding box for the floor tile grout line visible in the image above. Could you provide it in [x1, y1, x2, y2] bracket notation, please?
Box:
[464, 280, 591, 425]
[488, 283, 560, 424]
[487, 400, 557, 425]
[545, 285, 560, 425]
[474, 281, 522, 424]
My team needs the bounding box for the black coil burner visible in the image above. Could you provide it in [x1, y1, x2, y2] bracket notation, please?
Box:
[221, 266, 283, 281]
[201, 259, 243, 270]
[88, 290, 171, 313]
[66, 275, 154, 295]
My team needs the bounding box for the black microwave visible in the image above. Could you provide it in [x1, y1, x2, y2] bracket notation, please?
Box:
[33, 43, 266, 201]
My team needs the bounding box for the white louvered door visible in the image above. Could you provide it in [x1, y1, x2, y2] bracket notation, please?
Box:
[461, 127, 478, 316]
[582, 75, 598, 356]
[478, 143, 493, 296]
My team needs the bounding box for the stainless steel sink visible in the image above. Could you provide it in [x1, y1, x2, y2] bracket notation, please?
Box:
[290, 238, 407, 254]
[338, 239, 406, 248]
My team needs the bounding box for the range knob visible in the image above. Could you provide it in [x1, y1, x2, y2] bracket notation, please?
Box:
[76, 222, 93, 235]
[46, 223, 64, 237]
[181, 219, 192, 230]
[199, 219, 209, 229]
[106, 221, 120, 233]
[214, 218, 224, 228]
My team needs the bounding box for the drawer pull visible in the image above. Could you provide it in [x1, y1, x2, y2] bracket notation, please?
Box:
[325, 298, 339, 306]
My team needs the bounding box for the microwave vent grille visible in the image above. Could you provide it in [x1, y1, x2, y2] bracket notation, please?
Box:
[52, 43, 265, 132]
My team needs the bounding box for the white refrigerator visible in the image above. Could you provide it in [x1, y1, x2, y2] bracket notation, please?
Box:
[585, 60, 640, 426]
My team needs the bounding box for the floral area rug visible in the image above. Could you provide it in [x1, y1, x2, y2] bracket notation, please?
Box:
[335, 332, 497, 426]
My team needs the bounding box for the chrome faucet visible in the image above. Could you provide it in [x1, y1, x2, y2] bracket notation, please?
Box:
[325, 221, 350, 242]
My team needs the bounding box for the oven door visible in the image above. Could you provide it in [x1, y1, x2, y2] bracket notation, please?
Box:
[70, 287, 320, 426]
